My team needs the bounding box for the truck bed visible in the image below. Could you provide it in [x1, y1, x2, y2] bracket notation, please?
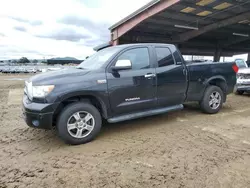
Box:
[185, 61, 236, 102]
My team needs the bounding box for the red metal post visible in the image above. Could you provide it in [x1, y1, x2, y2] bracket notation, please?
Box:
[111, 0, 180, 42]
[112, 39, 119, 46]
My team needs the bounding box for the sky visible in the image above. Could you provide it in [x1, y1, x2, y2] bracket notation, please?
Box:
[0, 0, 248, 61]
[0, 0, 151, 60]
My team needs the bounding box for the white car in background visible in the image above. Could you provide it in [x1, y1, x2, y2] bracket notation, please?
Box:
[235, 59, 250, 95]
[235, 59, 248, 69]
[27, 68, 37, 73]
[47, 67, 62, 71]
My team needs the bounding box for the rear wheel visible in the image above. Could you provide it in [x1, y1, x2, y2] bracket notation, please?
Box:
[236, 90, 244, 95]
[200, 85, 223, 114]
[57, 102, 102, 145]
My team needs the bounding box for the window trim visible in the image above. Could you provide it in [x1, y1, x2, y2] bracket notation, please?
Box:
[107, 46, 153, 72]
[172, 48, 185, 65]
[154, 46, 176, 67]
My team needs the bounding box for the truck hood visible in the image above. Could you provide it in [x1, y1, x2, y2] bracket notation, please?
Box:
[29, 68, 90, 85]
[238, 68, 250, 74]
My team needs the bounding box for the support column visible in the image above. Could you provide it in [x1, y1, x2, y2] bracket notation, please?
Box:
[112, 39, 119, 46]
[214, 48, 222, 62]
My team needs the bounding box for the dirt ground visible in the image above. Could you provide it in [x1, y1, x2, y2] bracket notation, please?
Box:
[0, 74, 250, 188]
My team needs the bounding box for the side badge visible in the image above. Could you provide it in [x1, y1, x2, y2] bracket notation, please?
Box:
[97, 79, 107, 84]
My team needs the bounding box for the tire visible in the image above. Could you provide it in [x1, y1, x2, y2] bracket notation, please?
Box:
[236, 90, 244, 95]
[200, 85, 224, 114]
[57, 102, 102, 145]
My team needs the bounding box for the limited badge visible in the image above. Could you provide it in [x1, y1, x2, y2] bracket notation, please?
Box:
[97, 79, 107, 84]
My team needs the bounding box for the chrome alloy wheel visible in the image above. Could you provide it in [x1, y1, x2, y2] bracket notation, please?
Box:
[67, 111, 95, 138]
[209, 91, 221, 110]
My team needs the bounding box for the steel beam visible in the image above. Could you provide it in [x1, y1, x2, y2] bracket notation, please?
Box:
[174, 11, 250, 42]
[214, 48, 222, 62]
[222, 37, 250, 47]
[181, 1, 235, 15]
[180, 48, 233, 56]
[111, 0, 180, 42]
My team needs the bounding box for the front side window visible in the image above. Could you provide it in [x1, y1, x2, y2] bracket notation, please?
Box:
[116, 48, 150, 70]
[78, 47, 121, 70]
[156, 47, 175, 67]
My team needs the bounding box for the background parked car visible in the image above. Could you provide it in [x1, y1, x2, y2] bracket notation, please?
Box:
[235, 59, 248, 69]
[27, 68, 37, 73]
[14, 68, 20, 73]
[2, 68, 8, 73]
[9, 68, 16, 74]
[19, 68, 26, 73]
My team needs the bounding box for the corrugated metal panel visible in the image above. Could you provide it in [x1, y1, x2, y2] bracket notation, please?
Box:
[180, 7, 196, 13]
[196, 0, 216, 6]
[213, 2, 232, 10]
[197, 11, 213, 16]
[238, 20, 250, 24]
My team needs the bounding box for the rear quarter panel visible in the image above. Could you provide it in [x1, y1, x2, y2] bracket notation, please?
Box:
[186, 62, 236, 101]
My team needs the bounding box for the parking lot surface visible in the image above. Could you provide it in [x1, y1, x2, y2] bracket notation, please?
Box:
[0, 74, 250, 188]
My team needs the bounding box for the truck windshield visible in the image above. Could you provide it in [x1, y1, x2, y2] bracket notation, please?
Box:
[77, 47, 121, 70]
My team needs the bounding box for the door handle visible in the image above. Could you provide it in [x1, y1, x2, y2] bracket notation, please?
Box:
[145, 73, 156, 78]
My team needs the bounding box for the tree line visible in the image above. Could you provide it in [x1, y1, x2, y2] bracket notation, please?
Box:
[10, 57, 43, 64]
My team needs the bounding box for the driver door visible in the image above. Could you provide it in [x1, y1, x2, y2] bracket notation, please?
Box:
[106, 47, 157, 116]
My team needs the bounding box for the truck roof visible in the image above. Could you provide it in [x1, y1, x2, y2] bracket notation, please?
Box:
[110, 43, 176, 50]
[94, 43, 176, 51]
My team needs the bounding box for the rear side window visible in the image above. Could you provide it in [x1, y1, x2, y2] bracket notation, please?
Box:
[155, 47, 174, 67]
[117, 48, 150, 70]
[173, 50, 183, 64]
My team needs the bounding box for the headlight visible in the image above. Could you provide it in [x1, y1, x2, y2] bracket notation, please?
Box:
[25, 81, 54, 99]
[32, 85, 55, 98]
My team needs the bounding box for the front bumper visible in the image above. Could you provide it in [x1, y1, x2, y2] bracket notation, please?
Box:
[22, 95, 59, 130]
[236, 85, 250, 92]
[236, 79, 250, 91]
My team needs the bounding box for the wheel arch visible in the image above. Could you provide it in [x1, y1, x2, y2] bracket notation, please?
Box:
[204, 76, 228, 102]
[53, 93, 109, 126]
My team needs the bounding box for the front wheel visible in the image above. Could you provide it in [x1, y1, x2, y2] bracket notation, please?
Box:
[200, 86, 223, 114]
[57, 102, 102, 145]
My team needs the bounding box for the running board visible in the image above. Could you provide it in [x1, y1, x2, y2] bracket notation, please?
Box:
[108, 104, 184, 123]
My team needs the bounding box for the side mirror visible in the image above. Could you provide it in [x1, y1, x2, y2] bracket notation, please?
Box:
[112, 60, 132, 71]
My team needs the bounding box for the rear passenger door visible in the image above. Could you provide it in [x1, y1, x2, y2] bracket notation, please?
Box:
[155, 46, 188, 107]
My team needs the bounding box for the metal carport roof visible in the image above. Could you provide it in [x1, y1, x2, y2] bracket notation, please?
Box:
[109, 0, 250, 60]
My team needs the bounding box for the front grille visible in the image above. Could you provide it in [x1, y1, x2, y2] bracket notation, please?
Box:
[237, 74, 250, 79]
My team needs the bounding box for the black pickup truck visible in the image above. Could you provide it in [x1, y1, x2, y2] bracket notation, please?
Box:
[23, 43, 236, 145]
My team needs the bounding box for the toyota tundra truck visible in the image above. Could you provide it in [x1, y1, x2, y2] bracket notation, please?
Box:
[22, 43, 237, 145]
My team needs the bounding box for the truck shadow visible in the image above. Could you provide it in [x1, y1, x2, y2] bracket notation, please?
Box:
[23, 101, 238, 148]
[240, 93, 250, 97]
[24, 104, 202, 148]
[100, 103, 201, 136]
